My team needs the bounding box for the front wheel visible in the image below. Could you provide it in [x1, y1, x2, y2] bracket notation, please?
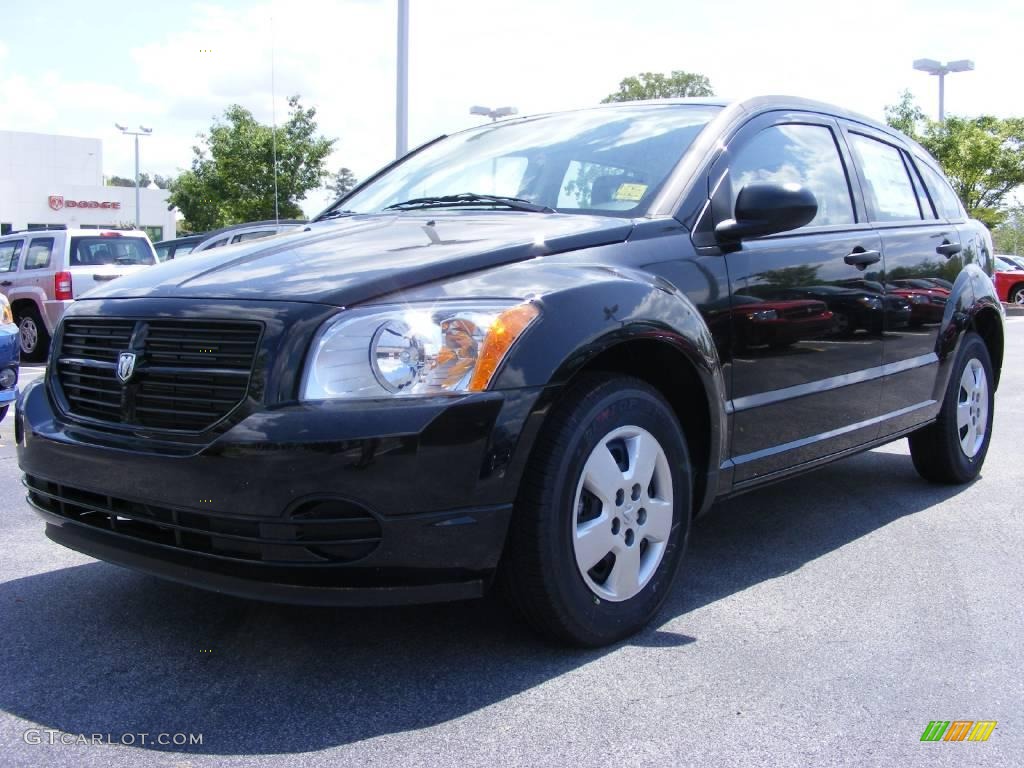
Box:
[909, 332, 994, 484]
[501, 373, 692, 646]
[1010, 284, 1024, 306]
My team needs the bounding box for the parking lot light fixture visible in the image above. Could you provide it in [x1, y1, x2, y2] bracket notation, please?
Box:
[913, 58, 975, 121]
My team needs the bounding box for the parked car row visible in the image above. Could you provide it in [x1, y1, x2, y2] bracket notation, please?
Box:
[154, 220, 305, 261]
[0, 218, 309, 361]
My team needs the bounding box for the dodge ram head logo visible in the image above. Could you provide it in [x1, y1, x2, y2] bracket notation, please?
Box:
[48, 195, 64, 211]
[117, 352, 137, 383]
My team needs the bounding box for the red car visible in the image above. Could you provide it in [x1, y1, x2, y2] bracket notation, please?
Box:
[994, 267, 1024, 306]
[729, 296, 834, 349]
[884, 283, 948, 325]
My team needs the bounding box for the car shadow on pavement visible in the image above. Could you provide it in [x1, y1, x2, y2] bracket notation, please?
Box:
[0, 447, 970, 756]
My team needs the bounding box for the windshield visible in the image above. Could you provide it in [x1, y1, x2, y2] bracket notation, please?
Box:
[335, 104, 721, 217]
[69, 236, 155, 266]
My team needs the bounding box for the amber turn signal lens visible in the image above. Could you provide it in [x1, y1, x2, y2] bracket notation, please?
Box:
[468, 303, 540, 392]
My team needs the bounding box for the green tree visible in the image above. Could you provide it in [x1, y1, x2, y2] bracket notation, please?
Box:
[325, 167, 358, 198]
[993, 205, 1024, 255]
[884, 92, 1024, 227]
[107, 173, 171, 189]
[602, 70, 714, 103]
[168, 95, 335, 230]
[883, 90, 927, 137]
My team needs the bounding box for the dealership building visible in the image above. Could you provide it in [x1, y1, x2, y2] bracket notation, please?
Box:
[0, 130, 176, 242]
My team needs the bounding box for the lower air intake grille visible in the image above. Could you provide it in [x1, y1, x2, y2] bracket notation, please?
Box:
[25, 476, 383, 565]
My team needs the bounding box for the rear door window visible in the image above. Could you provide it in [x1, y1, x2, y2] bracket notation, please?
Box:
[69, 237, 156, 266]
[848, 133, 922, 222]
[25, 237, 55, 270]
[0, 240, 23, 271]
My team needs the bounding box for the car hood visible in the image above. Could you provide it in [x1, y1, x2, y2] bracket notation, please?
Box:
[80, 212, 635, 307]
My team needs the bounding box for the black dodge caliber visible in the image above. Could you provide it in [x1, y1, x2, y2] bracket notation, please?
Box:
[17, 97, 1005, 646]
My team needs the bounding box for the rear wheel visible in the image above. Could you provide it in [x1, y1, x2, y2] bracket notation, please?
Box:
[909, 332, 994, 484]
[15, 306, 50, 362]
[1010, 284, 1024, 305]
[501, 373, 692, 646]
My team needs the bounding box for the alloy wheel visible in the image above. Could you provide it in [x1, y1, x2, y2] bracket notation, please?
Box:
[19, 316, 38, 355]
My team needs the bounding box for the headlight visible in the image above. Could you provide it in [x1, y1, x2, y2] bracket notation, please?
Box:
[747, 309, 778, 321]
[0, 296, 11, 325]
[302, 301, 540, 400]
[909, 294, 929, 304]
[857, 296, 883, 309]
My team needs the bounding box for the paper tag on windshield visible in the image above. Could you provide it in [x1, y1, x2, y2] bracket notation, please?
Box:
[614, 183, 647, 202]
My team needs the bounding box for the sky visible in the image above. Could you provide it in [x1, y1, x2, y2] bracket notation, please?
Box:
[1, 0, 1021, 217]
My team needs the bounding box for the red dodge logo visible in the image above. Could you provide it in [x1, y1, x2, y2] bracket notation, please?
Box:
[48, 195, 64, 211]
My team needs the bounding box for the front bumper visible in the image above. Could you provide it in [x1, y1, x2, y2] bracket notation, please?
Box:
[17, 377, 547, 605]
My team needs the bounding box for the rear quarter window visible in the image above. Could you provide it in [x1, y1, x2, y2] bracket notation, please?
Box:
[916, 160, 966, 220]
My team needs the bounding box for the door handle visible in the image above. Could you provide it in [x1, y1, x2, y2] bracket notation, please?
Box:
[0, 280, 11, 286]
[936, 241, 962, 258]
[844, 249, 881, 268]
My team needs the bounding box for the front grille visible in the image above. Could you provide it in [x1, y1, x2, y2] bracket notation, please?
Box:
[56, 318, 262, 432]
[25, 476, 382, 565]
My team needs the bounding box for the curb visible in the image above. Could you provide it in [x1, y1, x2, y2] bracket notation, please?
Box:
[1003, 303, 1024, 317]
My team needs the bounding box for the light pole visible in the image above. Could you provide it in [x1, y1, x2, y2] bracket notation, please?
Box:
[114, 123, 152, 229]
[912, 58, 974, 121]
[470, 105, 518, 122]
[396, 0, 409, 158]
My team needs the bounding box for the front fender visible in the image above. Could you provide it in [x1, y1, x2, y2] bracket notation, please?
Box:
[493, 265, 727, 513]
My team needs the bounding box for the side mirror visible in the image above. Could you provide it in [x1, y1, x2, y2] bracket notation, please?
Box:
[714, 182, 818, 242]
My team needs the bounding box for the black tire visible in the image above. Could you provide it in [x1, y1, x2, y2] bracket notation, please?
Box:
[15, 305, 50, 363]
[501, 373, 693, 647]
[909, 332, 994, 484]
[0, 405, 8, 422]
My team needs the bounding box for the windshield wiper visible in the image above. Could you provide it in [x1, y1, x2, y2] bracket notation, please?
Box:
[315, 209, 358, 221]
[384, 193, 555, 213]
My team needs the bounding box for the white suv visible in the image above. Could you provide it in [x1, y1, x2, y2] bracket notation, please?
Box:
[0, 228, 157, 361]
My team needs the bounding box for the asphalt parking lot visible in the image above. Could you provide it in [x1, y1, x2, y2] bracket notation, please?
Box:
[1, 319, 1021, 768]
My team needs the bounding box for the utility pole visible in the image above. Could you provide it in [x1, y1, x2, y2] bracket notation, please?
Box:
[396, 0, 409, 158]
[114, 123, 153, 229]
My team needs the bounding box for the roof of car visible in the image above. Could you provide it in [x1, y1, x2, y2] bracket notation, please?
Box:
[1, 228, 150, 239]
[595, 95, 931, 159]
